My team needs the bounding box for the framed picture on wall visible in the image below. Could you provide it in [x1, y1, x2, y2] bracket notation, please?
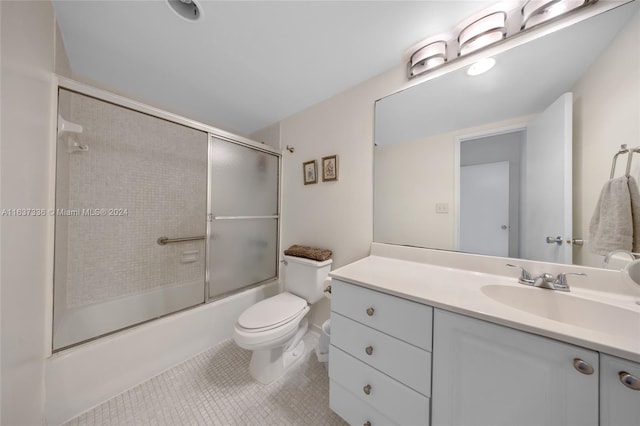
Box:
[322, 155, 338, 182]
[303, 160, 317, 185]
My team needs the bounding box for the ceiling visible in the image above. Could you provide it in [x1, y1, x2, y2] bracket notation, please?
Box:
[52, 0, 499, 136]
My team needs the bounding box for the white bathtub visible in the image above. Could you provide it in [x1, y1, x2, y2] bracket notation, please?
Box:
[53, 280, 206, 350]
[45, 280, 279, 426]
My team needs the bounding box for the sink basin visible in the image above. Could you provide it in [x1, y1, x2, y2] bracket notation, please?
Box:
[624, 259, 640, 287]
[481, 284, 640, 335]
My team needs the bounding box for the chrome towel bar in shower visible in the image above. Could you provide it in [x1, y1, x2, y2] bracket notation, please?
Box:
[157, 235, 205, 245]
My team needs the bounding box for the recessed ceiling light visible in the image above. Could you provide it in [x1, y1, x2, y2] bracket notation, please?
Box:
[167, 0, 201, 22]
[467, 58, 496, 76]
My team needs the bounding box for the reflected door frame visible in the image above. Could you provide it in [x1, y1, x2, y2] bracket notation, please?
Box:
[454, 122, 528, 253]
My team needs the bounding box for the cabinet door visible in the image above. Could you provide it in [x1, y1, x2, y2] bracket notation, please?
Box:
[600, 354, 640, 426]
[432, 309, 598, 426]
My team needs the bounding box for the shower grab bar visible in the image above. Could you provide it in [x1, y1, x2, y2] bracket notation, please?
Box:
[157, 235, 205, 245]
[213, 215, 279, 220]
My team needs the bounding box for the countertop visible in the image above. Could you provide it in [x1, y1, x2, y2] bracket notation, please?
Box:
[330, 254, 640, 363]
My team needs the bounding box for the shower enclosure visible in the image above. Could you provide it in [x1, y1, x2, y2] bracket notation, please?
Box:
[53, 84, 280, 351]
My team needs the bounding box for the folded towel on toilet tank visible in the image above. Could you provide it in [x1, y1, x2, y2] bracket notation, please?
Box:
[284, 245, 332, 261]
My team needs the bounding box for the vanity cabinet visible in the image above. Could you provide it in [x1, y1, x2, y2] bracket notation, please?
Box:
[432, 309, 599, 426]
[328, 278, 639, 425]
[329, 280, 432, 425]
[600, 354, 640, 426]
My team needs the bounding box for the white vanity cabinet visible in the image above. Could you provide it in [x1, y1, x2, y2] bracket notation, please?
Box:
[329, 280, 432, 425]
[600, 354, 640, 426]
[431, 309, 599, 426]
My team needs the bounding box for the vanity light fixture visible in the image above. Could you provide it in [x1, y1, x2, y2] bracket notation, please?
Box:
[458, 12, 507, 56]
[406, 0, 599, 80]
[409, 40, 448, 77]
[467, 58, 496, 76]
[522, 0, 593, 30]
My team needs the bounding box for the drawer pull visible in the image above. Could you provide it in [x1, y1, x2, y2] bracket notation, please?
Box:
[619, 372, 640, 391]
[366, 307, 375, 316]
[364, 422, 371, 426]
[363, 384, 372, 395]
[573, 358, 594, 375]
[365, 345, 373, 356]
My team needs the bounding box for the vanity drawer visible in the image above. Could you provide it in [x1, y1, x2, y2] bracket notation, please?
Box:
[331, 312, 431, 396]
[330, 379, 397, 426]
[329, 346, 430, 426]
[331, 279, 433, 350]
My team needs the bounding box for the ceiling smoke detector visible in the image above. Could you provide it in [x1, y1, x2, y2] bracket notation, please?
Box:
[167, 0, 201, 22]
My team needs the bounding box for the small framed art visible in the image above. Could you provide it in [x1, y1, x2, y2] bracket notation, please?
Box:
[322, 155, 338, 182]
[303, 160, 317, 185]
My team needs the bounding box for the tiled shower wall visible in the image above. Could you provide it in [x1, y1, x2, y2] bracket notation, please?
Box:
[56, 89, 208, 309]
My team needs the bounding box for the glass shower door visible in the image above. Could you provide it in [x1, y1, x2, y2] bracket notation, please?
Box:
[53, 88, 208, 351]
[208, 136, 280, 299]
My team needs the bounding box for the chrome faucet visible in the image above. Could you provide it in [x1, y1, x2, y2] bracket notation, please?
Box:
[506, 264, 586, 292]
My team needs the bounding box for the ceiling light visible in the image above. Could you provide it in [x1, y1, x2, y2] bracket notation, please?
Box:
[458, 12, 507, 57]
[167, 0, 201, 21]
[522, 0, 591, 29]
[406, 0, 598, 80]
[467, 58, 496, 76]
[409, 41, 448, 77]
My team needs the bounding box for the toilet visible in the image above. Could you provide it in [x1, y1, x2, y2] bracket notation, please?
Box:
[233, 255, 332, 384]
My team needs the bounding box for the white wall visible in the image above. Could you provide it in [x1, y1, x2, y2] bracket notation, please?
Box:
[572, 7, 640, 267]
[375, 130, 456, 250]
[277, 67, 407, 326]
[1, 1, 58, 424]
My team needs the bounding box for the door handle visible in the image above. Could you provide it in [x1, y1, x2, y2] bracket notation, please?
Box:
[546, 236, 563, 246]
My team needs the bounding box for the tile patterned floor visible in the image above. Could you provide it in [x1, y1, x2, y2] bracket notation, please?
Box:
[64, 333, 346, 425]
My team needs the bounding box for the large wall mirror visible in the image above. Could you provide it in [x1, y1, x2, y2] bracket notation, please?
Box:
[374, 0, 640, 269]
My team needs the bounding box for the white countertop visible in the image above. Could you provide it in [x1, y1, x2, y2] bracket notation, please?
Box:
[330, 254, 640, 363]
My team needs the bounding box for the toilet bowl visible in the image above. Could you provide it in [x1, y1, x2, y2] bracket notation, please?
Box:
[232, 255, 332, 384]
[234, 292, 310, 383]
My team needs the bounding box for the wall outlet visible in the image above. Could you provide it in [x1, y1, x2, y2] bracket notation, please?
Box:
[436, 203, 449, 214]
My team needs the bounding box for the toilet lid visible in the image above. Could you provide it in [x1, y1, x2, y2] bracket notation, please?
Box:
[238, 292, 307, 331]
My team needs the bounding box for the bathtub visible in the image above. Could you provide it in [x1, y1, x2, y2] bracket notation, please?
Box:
[53, 280, 206, 350]
[45, 280, 279, 425]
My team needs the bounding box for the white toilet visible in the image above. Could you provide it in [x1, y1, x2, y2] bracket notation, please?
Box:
[233, 255, 332, 384]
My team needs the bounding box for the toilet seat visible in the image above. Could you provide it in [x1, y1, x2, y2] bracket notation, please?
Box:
[237, 292, 307, 332]
[233, 292, 310, 351]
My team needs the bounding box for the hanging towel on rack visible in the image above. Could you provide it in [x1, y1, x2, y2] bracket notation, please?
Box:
[589, 176, 633, 255]
[628, 176, 640, 252]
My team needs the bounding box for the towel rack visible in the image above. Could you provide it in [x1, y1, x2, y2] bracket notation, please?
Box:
[610, 144, 640, 178]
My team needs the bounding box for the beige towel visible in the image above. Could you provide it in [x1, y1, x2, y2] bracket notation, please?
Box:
[284, 245, 332, 261]
[589, 176, 633, 255]
[628, 176, 640, 252]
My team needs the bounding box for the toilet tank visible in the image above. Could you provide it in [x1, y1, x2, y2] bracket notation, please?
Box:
[283, 255, 332, 304]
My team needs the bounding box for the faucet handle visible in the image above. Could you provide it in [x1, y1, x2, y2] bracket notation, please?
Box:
[554, 272, 587, 291]
[506, 263, 534, 284]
